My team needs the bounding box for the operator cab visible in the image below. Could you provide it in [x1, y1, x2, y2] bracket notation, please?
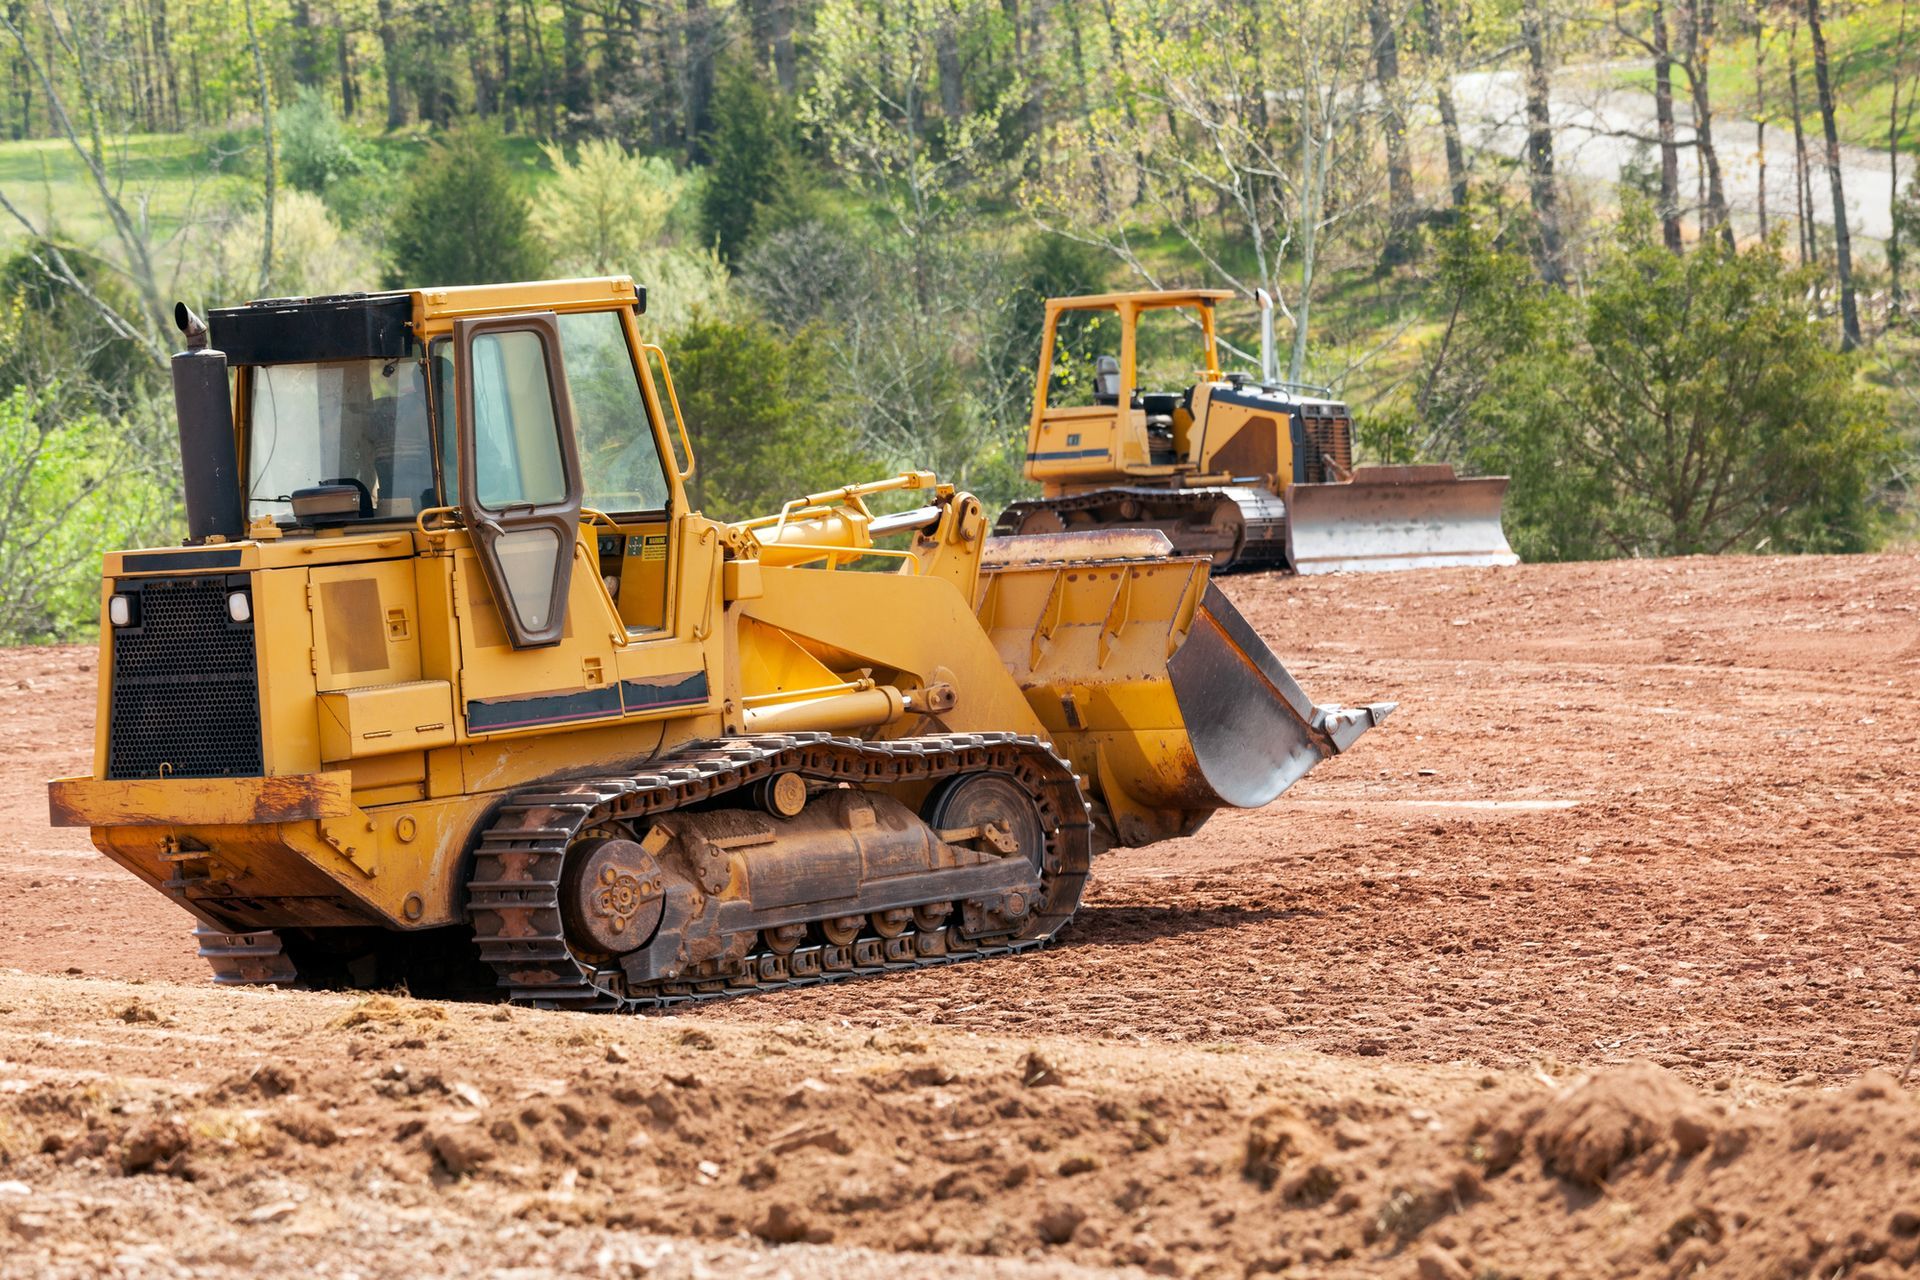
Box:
[1028, 289, 1232, 480]
[212, 284, 689, 646]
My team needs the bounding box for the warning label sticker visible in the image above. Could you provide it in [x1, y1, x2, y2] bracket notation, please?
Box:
[627, 534, 669, 562]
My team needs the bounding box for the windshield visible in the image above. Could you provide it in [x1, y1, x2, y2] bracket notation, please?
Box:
[247, 357, 435, 523]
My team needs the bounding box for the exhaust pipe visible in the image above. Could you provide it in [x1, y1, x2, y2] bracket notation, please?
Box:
[170, 303, 245, 544]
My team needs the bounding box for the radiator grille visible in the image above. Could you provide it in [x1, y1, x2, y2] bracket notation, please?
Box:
[1299, 409, 1353, 483]
[107, 574, 263, 780]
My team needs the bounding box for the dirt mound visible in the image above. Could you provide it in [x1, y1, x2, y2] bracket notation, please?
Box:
[3, 977, 1919, 1278]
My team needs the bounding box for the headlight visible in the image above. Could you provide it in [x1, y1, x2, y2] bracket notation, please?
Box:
[108, 594, 133, 627]
[227, 591, 252, 623]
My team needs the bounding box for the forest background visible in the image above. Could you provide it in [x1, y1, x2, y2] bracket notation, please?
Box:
[0, 0, 1916, 640]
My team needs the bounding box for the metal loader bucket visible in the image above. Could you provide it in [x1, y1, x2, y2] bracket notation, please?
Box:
[1285, 464, 1519, 574]
[1166, 582, 1392, 809]
[974, 543, 1392, 847]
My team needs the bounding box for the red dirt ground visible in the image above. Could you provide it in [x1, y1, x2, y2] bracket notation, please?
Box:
[2, 552, 1917, 1277]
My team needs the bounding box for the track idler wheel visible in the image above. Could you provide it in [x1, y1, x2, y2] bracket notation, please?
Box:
[928, 773, 1047, 938]
[560, 837, 666, 959]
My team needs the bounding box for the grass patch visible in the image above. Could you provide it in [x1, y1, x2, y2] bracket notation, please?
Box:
[1611, 5, 1920, 152]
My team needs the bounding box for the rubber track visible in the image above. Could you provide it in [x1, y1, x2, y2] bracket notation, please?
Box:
[464, 731, 1094, 1012]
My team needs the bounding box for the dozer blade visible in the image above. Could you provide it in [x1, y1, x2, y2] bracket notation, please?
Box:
[1284, 464, 1519, 574]
[975, 544, 1392, 846]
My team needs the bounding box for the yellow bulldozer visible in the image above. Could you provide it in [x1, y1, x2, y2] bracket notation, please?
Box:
[995, 289, 1519, 574]
[47, 277, 1390, 1009]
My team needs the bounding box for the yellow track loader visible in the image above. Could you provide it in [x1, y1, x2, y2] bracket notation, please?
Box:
[47, 278, 1390, 1009]
[995, 289, 1519, 574]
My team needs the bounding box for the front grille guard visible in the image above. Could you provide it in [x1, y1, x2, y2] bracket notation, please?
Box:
[106, 573, 264, 780]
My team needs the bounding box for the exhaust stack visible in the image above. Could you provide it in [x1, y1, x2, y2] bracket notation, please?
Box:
[170, 303, 245, 545]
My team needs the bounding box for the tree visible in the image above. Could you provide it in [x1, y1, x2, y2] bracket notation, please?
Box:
[533, 139, 682, 276]
[1027, 0, 1376, 383]
[665, 312, 873, 520]
[1519, 0, 1565, 284]
[387, 121, 546, 285]
[1804, 0, 1860, 349]
[804, 0, 1022, 250]
[1562, 207, 1889, 555]
[700, 60, 810, 264]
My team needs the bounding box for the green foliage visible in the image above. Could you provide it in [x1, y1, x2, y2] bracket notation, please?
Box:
[701, 62, 816, 264]
[1388, 202, 1896, 560]
[387, 122, 547, 287]
[0, 381, 176, 643]
[1457, 205, 1894, 558]
[533, 139, 684, 277]
[0, 246, 157, 417]
[1565, 208, 1894, 555]
[278, 87, 369, 193]
[665, 312, 873, 521]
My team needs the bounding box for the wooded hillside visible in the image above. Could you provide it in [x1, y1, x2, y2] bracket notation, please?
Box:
[0, 0, 1914, 639]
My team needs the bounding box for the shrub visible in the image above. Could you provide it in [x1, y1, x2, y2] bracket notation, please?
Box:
[387, 122, 547, 286]
[700, 61, 815, 264]
[532, 139, 683, 278]
[665, 311, 871, 520]
[278, 87, 367, 193]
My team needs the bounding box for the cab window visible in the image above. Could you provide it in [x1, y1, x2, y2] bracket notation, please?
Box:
[429, 312, 670, 515]
[1044, 308, 1120, 410]
[248, 356, 435, 522]
[558, 311, 672, 514]
[469, 329, 568, 508]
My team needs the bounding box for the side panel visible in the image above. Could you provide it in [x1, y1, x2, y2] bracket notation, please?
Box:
[736, 566, 1046, 740]
[1027, 406, 1127, 485]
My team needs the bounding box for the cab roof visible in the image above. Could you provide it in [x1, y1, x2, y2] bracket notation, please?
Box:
[205, 278, 645, 364]
[1045, 288, 1237, 312]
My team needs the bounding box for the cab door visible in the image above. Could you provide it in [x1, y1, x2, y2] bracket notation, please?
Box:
[454, 312, 581, 649]
[448, 311, 624, 735]
[445, 305, 717, 740]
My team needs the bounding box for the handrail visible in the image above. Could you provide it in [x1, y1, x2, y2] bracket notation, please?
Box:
[415, 506, 460, 543]
[759, 542, 922, 573]
[639, 342, 696, 482]
[574, 533, 632, 649]
[579, 507, 622, 531]
[735, 471, 940, 540]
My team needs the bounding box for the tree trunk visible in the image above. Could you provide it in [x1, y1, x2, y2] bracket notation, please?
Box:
[1788, 16, 1813, 264]
[1805, 0, 1861, 348]
[338, 22, 356, 118]
[521, 0, 555, 137]
[1753, 11, 1766, 240]
[561, 0, 588, 125]
[290, 1, 320, 89]
[1520, 1, 1564, 284]
[1368, 0, 1414, 261]
[1681, 0, 1734, 246]
[495, 0, 515, 130]
[1420, 0, 1468, 207]
[683, 0, 716, 160]
[1889, 0, 1915, 316]
[1651, 0, 1684, 252]
[1064, 4, 1111, 216]
[378, 0, 407, 128]
[149, 0, 177, 129]
[770, 0, 796, 94]
[244, 0, 276, 294]
[936, 19, 963, 120]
